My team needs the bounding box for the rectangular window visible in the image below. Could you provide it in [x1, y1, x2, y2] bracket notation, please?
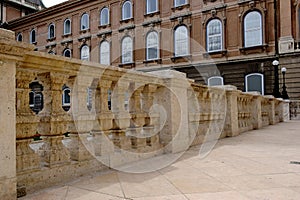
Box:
[147, 0, 158, 14]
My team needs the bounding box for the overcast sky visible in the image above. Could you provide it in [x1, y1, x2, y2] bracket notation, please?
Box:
[43, 0, 68, 8]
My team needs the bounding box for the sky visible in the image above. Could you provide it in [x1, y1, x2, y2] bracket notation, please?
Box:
[43, 0, 68, 8]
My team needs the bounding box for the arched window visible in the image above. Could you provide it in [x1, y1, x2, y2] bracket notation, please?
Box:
[208, 76, 224, 86]
[122, 37, 133, 64]
[244, 11, 262, 47]
[81, 13, 89, 30]
[30, 29, 36, 44]
[122, 1, 132, 20]
[146, 0, 158, 14]
[207, 19, 222, 52]
[146, 31, 159, 60]
[174, 25, 189, 57]
[100, 41, 110, 65]
[63, 49, 71, 58]
[80, 45, 90, 61]
[174, 0, 187, 7]
[48, 23, 55, 39]
[17, 33, 23, 42]
[100, 7, 109, 26]
[62, 87, 71, 106]
[64, 19, 71, 35]
[87, 87, 93, 111]
[245, 73, 264, 95]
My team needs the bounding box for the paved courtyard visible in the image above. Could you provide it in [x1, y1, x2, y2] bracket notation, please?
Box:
[20, 120, 300, 200]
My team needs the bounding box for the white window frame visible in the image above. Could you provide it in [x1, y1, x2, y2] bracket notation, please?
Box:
[146, 0, 158, 14]
[208, 76, 224, 86]
[81, 13, 89, 30]
[244, 11, 263, 47]
[100, 7, 109, 26]
[63, 49, 72, 58]
[64, 19, 71, 35]
[48, 23, 55, 39]
[122, 1, 132, 20]
[30, 29, 36, 44]
[100, 41, 110, 65]
[17, 33, 23, 42]
[62, 87, 71, 106]
[146, 31, 159, 60]
[121, 36, 133, 64]
[80, 45, 90, 61]
[207, 19, 223, 52]
[174, 0, 187, 7]
[245, 73, 264, 95]
[174, 25, 189, 57]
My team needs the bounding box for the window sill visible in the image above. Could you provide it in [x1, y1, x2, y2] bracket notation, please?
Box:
[46, 37, 56, 42]
[203, 50, 227, 58]
[62, 33, 72, 38]
[80, 29, 90, 34]
[144, 11, 160, 17]
[239, 44, 268, 53]
[171, 55, 192, 62]
[98, 24, 111, 29]
[118, 24, 135, 32]
[119, 62, 135, 69]
[31, 42, 37, 45]
[120, 18, 134, 24]
[171, 4, 190, 11]
[143, 58, 162, 64]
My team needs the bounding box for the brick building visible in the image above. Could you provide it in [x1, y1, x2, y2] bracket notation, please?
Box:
[4, 0, 300, 99]
[0, 0, 45, 24]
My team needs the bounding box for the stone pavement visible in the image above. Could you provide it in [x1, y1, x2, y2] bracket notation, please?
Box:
[19, 120, 300, 200]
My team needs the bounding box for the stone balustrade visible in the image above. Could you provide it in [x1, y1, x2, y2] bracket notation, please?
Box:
[0, 28, 289, 199]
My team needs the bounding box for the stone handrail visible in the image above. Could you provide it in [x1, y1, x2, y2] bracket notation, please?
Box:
[0, 28, 289, 199]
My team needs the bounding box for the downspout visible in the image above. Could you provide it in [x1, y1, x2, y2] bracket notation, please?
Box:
[274, 0, 279, 57]
[1, 1, 3, 25]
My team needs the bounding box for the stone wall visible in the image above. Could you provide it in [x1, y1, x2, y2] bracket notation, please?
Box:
[0, 28, 289, 198]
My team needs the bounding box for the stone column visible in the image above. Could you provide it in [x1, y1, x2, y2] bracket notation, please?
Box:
[224, 86, 239, 137]
[148, 70, 190, 153]
[251, 94, 263, 129]
[278, 0, 294, 53]
[0, 59, 17, 199]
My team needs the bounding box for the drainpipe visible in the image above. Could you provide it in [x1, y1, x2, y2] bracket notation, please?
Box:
[0, 1, 3, 25]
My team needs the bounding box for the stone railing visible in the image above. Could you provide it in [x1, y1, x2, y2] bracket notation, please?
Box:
[290, 100, 300, 120]
[0, 28, 289, 199]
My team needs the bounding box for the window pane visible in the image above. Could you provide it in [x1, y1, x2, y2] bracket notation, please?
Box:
[244, 11, 262, 47]
[122, 1, 132, 20]
[81, 46, 89, 61]
[81, 14, 89, 30]
[246, 74, 264, 95]
[207, 19, 222, 52]
[122, 37, 133, 63]
[17, 34, 22, 42]
[208, 77, 223, 86]
[48, 24, 55, 39]
[64, 49, 71, 58]
[147, 31, 159, 60]
[101, 8, 109, 25]
[147, 0, 157, 14]
[175, 26, 188, 56]
[175, 0, 186, 7]
[64, 19, 71, 34]
[31, 30, 36, 43]
[100, 41, 110, 65]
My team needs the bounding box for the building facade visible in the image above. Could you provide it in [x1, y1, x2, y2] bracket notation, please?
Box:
[5, 0, 300, 99]
[0, 0, 45, 24]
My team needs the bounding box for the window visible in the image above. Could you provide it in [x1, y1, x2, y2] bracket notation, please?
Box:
[174, 25, 189, 57]
[17, 33, 23, 42]
[174, 0, 187, 7]
[208, 76, 224, 86]
[244, 11, 262, 47]
[62, 87, 71, 106]
[30, 29, 36, 44]
[63, 49, 71, 58]
[100, 41, 110, 65]
[81, 13, 89, 30]
[122, 36, 133, 64]
[146, 0, 158, 14]
[48, 23, 55, 39]
[80, 45, 90, 61]
[245, 73, 264, 95]
[146, 31, 159, 60]
[64, 19, 71, 35]
[29, 82, 44, 114]
[122, 1, 132, 20]
[100, 7, 109, 26]
[48, 51, 55, 55]
[207, 19, 222, 52]
[87, 87, 93, 111]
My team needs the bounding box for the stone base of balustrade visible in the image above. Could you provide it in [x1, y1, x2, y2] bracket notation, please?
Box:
[17, 158, 108, 195]
[0, 177, 17, 200]
[67, 133, 94, 161]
